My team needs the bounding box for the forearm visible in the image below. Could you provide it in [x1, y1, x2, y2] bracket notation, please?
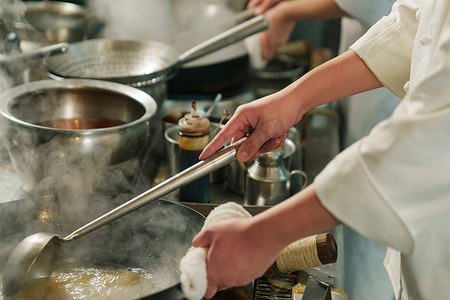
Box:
[276, 0, 348, 21]
[249, 184, 340, 251]
[280, 49, 383, 118]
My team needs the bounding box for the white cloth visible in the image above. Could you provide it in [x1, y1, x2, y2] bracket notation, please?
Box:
[179, 202, 252, 300]
[315, 0, 450, 299]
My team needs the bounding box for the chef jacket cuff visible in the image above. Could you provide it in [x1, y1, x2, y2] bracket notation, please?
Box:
[350, 16, 415, 99]
[314, 141, 414, 254]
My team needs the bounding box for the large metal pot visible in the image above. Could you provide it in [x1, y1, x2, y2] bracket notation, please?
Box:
[0, 196, 205, 299]
[0, 79, 157, 192]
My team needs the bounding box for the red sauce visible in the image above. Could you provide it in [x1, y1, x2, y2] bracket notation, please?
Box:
[38, 117, 127, 129]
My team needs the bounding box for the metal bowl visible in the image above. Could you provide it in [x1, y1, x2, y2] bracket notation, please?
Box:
[0, 79, 157, 192]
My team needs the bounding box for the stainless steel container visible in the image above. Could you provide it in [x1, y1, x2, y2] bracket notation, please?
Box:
[11, 1, 98, 44]
[244, 150, 307, 206]
[227, 128, 301, 195]
[164, 123, 225, 183]
[0, 79, 157, 192]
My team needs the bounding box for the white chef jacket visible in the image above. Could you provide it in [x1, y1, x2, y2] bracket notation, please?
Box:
[315, 0, 450, 299]
[334, 1, 398, 300]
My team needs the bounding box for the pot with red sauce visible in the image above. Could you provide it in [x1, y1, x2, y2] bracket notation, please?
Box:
[0, 79, 157, 192]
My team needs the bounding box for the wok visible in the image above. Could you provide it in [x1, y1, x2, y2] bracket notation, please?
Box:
[0, 195, 205, 299]
[45, 15, 268, 104]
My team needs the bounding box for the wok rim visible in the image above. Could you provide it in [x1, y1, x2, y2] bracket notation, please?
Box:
[45, 38, 180, 86]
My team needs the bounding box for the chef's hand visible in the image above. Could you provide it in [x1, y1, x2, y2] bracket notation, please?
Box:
[199, 90, 302, 162]
[247, 0, 284, 15]
[192, 218, 281, 299]
[247, 0, 295, 60]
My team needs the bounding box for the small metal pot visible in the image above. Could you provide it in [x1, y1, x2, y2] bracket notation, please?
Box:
[227, 129, 302, 195]
[244, 150, 307, 206]
[0, 79, 157, 192]
[11, 1, 100, 44]
[164, 123, 226, 183]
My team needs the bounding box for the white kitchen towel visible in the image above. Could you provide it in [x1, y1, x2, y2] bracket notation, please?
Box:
[179, 202, 252, 300]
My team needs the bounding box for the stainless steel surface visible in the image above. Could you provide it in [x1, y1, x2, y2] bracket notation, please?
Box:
[0, 79, 157, 192]
[1, 232, 61, 297]
[303, 276, 332, 300]
[46, 15, 269, 87]
[0, 42, 68, 66]
[227, 133, 301, 196]
[244, 150, 306, 206]
[205, 93, 223, 118]
[164, 122, 225, 182]
[11, 1, 97, 44]
[1, 139, 243, 296]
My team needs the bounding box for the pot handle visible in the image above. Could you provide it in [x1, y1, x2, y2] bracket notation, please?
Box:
[289, 169, 308, 196]
[177, 15, 269, 65]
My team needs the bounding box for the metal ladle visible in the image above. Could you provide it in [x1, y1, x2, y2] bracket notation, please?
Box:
[1, 138, 245, 297]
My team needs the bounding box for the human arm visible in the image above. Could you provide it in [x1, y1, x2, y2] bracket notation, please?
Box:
[193, 183, 340, 298]
[247, 0, 348, 60]
[199, 49, 383, 162]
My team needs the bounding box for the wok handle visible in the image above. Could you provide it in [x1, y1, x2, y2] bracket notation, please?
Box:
[266, 232, 337, 275]
[177, 15, 269, 65]
[63, 138, 246, 242]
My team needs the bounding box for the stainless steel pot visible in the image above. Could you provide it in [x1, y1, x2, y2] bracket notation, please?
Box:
[164, 123, 226, 183]
[0, 79, 157, 192]
[11, 1, 100, 44]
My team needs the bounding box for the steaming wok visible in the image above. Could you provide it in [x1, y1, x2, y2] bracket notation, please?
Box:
[0, 195, 205, 299]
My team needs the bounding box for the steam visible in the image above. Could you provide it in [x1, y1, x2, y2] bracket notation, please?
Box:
[88, 0, 247, 65]
[0, 1, 210, 296]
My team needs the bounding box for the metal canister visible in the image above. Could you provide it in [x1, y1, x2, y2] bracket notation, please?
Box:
[244, 149, 307, 206]
[178, 101, 210, 203]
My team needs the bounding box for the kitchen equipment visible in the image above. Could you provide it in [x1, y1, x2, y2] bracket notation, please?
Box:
[0, 195, 205, 299]
[244, 150, 307, 206]
[0, 79, 157, 192]
[227, 132, 301, 196]
[164, 123, 226, 183]
[45, 15, 268, 105]
[1, 138, 245, 297]
[0, 41, 68, 67]
[205, 93, 223, 118]
[250, 53, 308, 98]
[10, 1, 100, 45]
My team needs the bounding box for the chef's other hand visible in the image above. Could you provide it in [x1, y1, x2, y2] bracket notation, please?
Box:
[246, 0, 294, 60]
[199, 92, 301, 162]
[192, 218, 281, 299]
[247, 0, 283, 15]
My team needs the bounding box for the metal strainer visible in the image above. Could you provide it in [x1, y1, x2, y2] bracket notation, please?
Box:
[46, 15, 268, 87]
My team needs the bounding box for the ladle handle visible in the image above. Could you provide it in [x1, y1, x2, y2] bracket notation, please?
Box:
[63, 138, 246, 242]
[0, 43, 69, 66]
[177, 15, 268, 65]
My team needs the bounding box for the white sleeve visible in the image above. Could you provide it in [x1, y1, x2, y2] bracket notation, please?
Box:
[349, 0, 420, 97]
[315, 0, 425, 255]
